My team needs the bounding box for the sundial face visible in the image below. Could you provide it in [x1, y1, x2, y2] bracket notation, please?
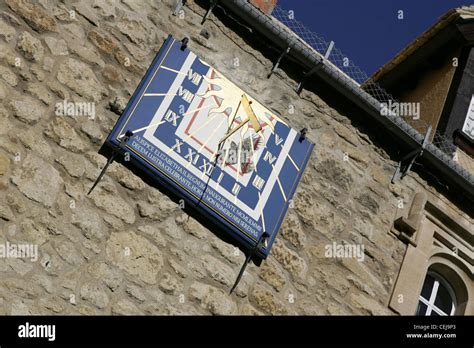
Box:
[107, 36, 314, 258]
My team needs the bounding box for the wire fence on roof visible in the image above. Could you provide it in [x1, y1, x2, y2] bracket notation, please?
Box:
[272, 6, 370, 85]
[272, 5, 474, 180]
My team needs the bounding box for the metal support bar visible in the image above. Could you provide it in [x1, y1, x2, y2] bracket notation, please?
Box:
[230, 232, 269, 294]
[267, 46, 291, 78]
[296, 63, 321, 94]
[324, 41, 335, 60]
[296, 41, 334, 94]
[172, 0, 187, 16]
[201, 0, 218, 25]
[391, 126, 432, 183]
[88, 130, 134, 195]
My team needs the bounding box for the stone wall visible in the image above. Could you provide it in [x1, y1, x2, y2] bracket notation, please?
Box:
[0, 0, 470, 315]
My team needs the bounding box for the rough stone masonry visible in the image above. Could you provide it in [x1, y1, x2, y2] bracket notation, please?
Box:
[0, 0, 468, 315]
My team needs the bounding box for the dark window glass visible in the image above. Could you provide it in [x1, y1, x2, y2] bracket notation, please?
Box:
[434, 282, 453, 314]
[421, 274, 435, 299]
[416, 302, 427, 316]
[418, 271, 456, 316]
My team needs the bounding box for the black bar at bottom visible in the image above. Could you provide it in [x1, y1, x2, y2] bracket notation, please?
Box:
[0, 316, 472, 346]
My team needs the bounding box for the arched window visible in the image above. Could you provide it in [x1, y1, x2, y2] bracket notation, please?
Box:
[416, 271, 456, 316]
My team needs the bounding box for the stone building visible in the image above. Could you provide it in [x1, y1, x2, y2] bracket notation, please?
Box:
[0, 0, 472, 316]
[368, 6, 474, 315]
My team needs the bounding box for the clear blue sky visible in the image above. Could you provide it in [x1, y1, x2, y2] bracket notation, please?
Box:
[278, 0, 473, 76]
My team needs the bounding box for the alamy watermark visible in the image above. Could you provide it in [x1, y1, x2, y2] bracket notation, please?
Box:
[55, 99, 96, 119]
[325, 242, 365, 262]
[380, 100, 420, 120]
[0, 241, 38, 262]
[18, 322, 55, 341]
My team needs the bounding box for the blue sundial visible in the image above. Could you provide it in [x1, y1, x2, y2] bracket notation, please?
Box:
[95, 35, 314, 262]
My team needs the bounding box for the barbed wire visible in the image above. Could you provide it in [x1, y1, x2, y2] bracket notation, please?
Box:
[272, 6, 474, 178]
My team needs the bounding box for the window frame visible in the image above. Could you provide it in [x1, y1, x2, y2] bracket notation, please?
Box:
[388, 197, 472, 315]
[417, 271, 456, 316]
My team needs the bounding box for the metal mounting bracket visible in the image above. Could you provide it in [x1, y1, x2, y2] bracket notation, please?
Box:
[268, 46, 291, 78]
[296, 41, 334, 94]
[391, 126, 432, 183]
[299, 127, 308, 142]
[201, 0, 218, 25]
[88, 130, 134, 195]
[296, 63, 321, 94]
[230, 232, 269, 294]
[172, 0, 187, 16]
[180, 37, 189, 51]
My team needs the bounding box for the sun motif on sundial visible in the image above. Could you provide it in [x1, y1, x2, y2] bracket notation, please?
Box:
[196, 63, 287, 175]
[197, 67, 286, 129]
